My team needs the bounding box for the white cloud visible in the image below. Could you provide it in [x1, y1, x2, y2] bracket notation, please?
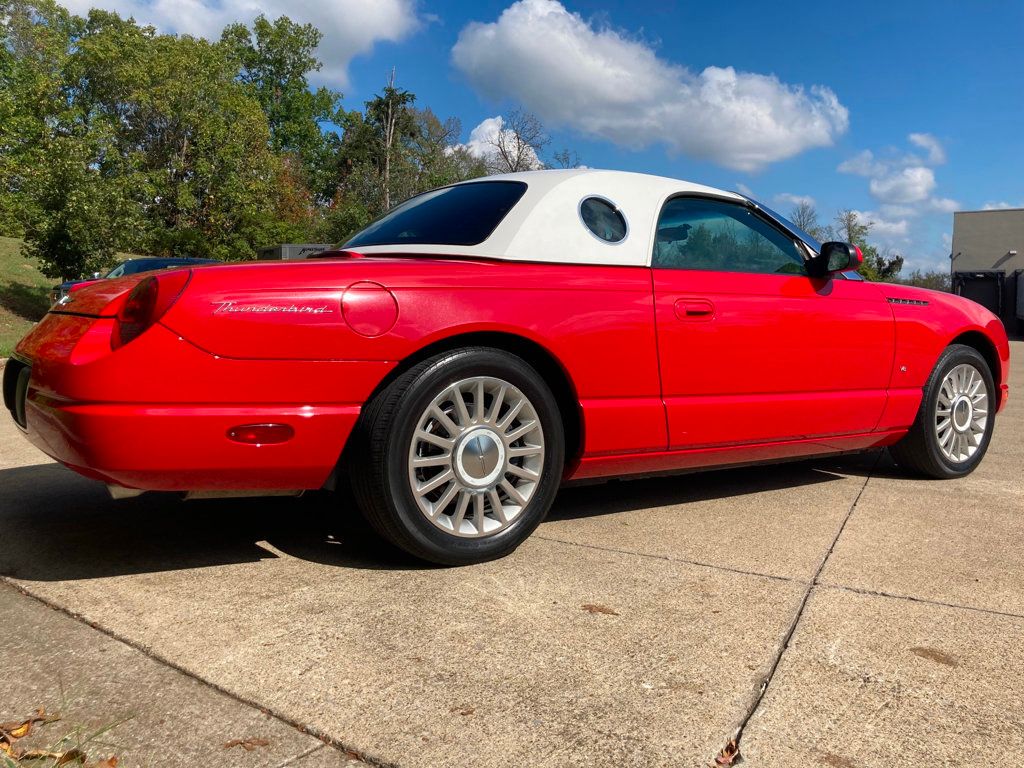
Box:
[837, 150, 886, 177]
[908, 132, 946, 165]
[774, 192, 816, 208]
[60, 0, 420, 86]
[879, 203, 917, 219]
[735, 182, 754, 197]
[453, 116, 544, 170]
[853, 210, 910, 239]
[451, 0, 848, 171]
[982, 200, 1024, 210]
[925, 197, 960, 214]
[868, 166, 936, 204]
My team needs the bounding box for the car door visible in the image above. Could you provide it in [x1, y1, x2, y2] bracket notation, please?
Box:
[651, 196, 895, 449]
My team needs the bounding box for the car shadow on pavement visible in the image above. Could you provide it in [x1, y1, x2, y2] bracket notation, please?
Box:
[0, 463, 421, 581]
[1, 451, 891, 582]
[549, 450, 885, 520]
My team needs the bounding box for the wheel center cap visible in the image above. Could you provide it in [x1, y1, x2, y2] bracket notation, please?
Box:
[455, 428, 505, 488]
[952, 397, 973, 432]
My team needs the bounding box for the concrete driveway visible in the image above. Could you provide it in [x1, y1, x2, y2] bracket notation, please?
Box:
[1, 342, 1021, 767]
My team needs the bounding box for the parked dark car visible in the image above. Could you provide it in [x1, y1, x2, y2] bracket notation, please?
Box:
[51, 257, 219, 304]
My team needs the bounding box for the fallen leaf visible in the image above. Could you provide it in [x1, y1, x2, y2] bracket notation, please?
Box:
[909, 647, 959, 667]
[714, 737, 741, 766]
[0, 708, 59, 740]
[224, 738, 271, 751]
[821, 753, 857, 768]
[4, 722, 32, 740]
[14, 748, 86, 764]
[582, 603, 619, 616]
[86, 758, 119, 768]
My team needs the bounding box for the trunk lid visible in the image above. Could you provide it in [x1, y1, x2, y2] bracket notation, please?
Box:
[49, 274, 149, 317]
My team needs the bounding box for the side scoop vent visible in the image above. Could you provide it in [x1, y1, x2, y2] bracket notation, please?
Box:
[887, 297, 929, 306]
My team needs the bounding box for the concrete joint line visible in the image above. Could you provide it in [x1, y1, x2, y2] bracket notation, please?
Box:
[713, 452, 882, 764]
[533, 535, 801, 585]
[0, 578, 395, 768]
[272, 743, 327, 768]
[819, 581, 1024, 621]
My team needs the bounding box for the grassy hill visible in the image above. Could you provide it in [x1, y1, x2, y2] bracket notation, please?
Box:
[0, 237, 51, 357]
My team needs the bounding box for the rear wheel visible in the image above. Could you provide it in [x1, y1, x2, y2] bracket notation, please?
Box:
[349, 348, 564, 565]
[889, 344, 995, 478]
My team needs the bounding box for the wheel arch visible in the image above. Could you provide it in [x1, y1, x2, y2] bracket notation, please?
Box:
[363, 331, 583, 468]
[949, 330, 1002, 407]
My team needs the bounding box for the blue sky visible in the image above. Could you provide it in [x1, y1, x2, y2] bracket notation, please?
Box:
[63, 0, 1024, 270]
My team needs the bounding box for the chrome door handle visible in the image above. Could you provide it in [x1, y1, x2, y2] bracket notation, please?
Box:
[673, 299, 715, 320]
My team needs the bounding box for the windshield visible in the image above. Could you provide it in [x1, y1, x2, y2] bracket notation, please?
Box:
[742, 197, 823, 253]
[344, 181, 528, 248]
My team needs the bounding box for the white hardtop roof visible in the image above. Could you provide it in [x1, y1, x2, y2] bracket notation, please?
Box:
[352, 169, 744, 268]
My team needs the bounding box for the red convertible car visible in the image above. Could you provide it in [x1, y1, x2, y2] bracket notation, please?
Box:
[4, 170, 1010, 564]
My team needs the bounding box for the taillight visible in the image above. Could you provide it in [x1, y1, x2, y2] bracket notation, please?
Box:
[111, 270, 191, 349]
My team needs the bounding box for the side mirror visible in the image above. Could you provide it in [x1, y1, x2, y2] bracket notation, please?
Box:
[809, 242, 863, 277]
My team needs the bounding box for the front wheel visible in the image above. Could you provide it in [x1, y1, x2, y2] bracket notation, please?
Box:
[349, 348, 564, 565]
[889, 344, 996, 478]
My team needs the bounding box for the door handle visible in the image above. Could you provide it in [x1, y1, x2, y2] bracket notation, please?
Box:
[673, 298, 715, 320]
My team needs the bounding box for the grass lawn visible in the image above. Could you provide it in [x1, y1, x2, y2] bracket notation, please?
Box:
[0, 237, 51, 358]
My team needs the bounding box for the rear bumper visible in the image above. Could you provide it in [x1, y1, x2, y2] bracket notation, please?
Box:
[23, 393, 360, 491]
[7, 317, 394, 491]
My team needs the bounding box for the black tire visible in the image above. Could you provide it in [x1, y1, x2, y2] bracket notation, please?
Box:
[348, 347, 564, 565]
[889, 344, 996, 478]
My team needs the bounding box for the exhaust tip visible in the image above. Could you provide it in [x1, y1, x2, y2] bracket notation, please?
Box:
[107, 484, 145, 500]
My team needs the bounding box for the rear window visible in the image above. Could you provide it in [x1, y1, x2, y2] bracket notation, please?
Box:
[344, 181, 528, 248]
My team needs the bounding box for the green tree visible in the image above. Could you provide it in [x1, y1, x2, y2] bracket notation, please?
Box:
[788, 201, 834, 242]
[0, 0, 81, 236]
[410, 109, 486, 192]
[834, 209, 904, 282]
[22, 131, 138, 280]
[221, 15, 342, 202]
[898, 268, 951, 292]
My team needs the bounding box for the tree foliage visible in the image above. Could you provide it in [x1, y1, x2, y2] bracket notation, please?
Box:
[788, 202, 908, 283]
[833, 209, 904, 282]
[0, 2, 499, 277]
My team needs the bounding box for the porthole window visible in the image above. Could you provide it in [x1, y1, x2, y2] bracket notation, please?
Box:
[579, 197, 628, 244]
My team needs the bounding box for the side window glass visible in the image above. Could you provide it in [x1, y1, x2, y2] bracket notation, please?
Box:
[653, 198, 806, 275]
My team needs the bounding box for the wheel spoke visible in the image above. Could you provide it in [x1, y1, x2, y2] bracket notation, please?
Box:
[417, 468, 454, 496]
[500, 479, 527, 507]
[417, 430, 454, 450]
[508, 445, 542, 459]
[431, 482, 460, 518]
[429, 406, 460, 437]
[452, 384, 472, 426]
[450, 491, 471, 530]
[497, 399, 524, 430]
[412, 454, 451, 468]
[506, 463, 539, 481]
[487, 489, 505, 525]
[505, 420, 538, 443]
[488, 384, 507, 425]
[474, 493, 487, 530]
[475, 379, 486, 423]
